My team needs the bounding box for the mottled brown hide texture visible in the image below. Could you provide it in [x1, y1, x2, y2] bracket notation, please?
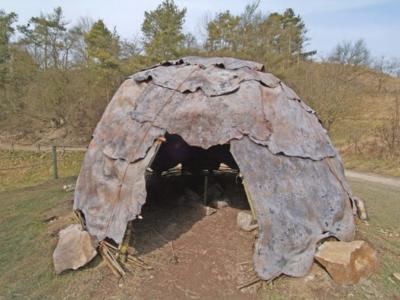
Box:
[73, 56, 356, 280]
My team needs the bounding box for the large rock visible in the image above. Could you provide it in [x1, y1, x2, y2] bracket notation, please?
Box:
[53, 224, 97, 274]
[315, 240, 378, 285]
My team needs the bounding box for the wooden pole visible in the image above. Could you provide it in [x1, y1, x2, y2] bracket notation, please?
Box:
[51, 145, 58, 179]
[203, 172, 208, 206]
[242, 179, 256, 221]
[119, 221, 133, 263]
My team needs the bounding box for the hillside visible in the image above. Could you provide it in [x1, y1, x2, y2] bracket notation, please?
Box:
[1, 60, 399, 176]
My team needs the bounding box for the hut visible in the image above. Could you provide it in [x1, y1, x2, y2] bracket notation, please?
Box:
[70, 56, 356, 280]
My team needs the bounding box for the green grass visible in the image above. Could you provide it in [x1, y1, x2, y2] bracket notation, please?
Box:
[0, 150, 85, 192]
[349, 179, 400, 298]
[0, 176, 398, 299]
[0, 179, 108, 299]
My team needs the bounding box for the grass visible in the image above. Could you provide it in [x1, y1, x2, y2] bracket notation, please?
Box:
[342, 153, 400, 177]
[349, 179, 400, 297]
[0, 179, 109, 299]
[0, 150, 85, 192]
[0, 178, 398, 299]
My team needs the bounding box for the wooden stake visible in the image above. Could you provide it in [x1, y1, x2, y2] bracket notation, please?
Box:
[51, 145, 58, 179]
[203, 173, 208, 205]
[119, 221, 133, 263]
[100, 242, 126, 277]
[103, 240, 152, 270]
[73, 210, 86, 230]
[242, 179, 256, 221]
[237, 277, 261, 290]
[99, 247, 121, 277]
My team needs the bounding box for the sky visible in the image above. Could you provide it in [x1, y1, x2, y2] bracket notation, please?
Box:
[1, 0, 400, 59]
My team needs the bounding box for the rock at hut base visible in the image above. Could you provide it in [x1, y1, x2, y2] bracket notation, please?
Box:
[53, 224, 97, 274]
[315, 240, 378, 285]
[353, 196, 368, 220]
[205, 206, 217, 216]
[210, 199, 230, 209]
[237, 211, 258, 232]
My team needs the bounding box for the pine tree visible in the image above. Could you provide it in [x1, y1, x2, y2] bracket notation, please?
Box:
[18, 7, 67, 69]
[205, 11, 240, 52]
[84, 20, 120, 68]
[141, 0, 186, 61]
[0, 10, 17, 87]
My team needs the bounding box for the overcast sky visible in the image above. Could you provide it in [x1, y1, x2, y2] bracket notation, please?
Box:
[2, 0, 399, 58]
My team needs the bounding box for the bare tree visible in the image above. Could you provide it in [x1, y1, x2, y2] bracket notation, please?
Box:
[329, 39, 370, 67]
[287, 60, 362, 133]
[377, 95, 400, 158]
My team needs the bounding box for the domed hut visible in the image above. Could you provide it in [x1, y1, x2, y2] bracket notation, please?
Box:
[73, 56, 356, 280]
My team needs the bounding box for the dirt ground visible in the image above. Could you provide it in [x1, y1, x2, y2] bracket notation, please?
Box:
[121, 173, 258, 299]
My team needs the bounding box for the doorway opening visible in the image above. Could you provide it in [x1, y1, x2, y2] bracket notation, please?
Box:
[129, 133, 254, 254]
[126, 134, 258, 295]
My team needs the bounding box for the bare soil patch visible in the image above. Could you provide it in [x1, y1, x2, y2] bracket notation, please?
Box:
[125, 173, 259, 299]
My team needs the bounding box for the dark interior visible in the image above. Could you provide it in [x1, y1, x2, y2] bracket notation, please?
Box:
[129, 133, 250, 255]
[150, 133, 239, 174]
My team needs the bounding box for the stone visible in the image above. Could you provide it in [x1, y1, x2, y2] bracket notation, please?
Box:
[353, 196, 368, 220]
[237, 211, 258, 232]
[62, 183, 75, 192]
[53, 224, 97, 274]
[210, 199, 230, 209]
[205, 206, 217, 216]
[393, 272, 400, 282]
[314, 240, 378, 285]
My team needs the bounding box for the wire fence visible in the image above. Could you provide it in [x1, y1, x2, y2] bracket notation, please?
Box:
[0, 144, 87, 191]
[0, 144, 87, 172]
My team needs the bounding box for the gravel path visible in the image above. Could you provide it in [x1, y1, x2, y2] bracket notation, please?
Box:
[345, 170, 400, 188]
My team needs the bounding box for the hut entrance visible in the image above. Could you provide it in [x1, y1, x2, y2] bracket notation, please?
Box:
[129, 133, 254, 258]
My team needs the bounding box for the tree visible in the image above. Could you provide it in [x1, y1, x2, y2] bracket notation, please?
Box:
[280, 9, 307, 61]
[66, 17, 93, 67]
[329, 39, 370, 67]
[84, 20, 119, 68]
[119, 35, 142, 60]
[141, 0, 186, 61]
[286, 60, 362, 133]
[18, 7, 68, 69]
[0, 10, 17, 86]
[377, 95, 400, 158]
[182, 33, 199, 53]
[205, 11, 240, 52]
[257, 8, 309, 70]
[203, 5, 311, 72]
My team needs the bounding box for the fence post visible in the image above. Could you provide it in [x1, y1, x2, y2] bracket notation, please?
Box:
[52, 145, 58, 179]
